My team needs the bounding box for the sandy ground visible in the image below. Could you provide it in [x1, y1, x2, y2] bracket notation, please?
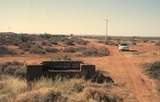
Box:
[0, 41, 160, 102]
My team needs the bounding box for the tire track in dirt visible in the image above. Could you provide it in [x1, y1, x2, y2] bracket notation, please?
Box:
[108, 47, 141, 102]
[110, 46, 160, 102]
[81, 44, 160, 102]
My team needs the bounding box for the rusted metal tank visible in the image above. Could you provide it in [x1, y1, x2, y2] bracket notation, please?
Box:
[26, 60, 96, 81]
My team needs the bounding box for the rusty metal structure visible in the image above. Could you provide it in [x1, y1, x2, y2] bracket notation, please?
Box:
[27, 60, 96, 81]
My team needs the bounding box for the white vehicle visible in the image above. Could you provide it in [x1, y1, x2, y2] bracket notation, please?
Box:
[118, 43, 129, 51]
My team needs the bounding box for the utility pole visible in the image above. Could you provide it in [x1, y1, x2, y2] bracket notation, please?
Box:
[105, 18, 109, 43]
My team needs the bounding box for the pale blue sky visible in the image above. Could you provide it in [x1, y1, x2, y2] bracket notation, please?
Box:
[0, 0, 160, 36]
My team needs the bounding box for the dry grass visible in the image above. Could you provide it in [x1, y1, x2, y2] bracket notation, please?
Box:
[0, 76, 26, 94]
[142, 61, 160, 94]
[0, 61, 26, 78]
[0, 75, 122, 102]
[124, 49, 160, 57]
[0, 75, 27, 102]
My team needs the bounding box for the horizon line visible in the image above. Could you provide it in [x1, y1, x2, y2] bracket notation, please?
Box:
[0, 31, 160, 38]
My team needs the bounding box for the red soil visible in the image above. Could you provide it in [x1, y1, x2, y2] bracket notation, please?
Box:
[0, 41, 160, 102]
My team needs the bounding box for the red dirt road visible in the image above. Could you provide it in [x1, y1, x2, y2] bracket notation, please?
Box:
[0, 41, 160, 102]
[81, 43, 160, 102]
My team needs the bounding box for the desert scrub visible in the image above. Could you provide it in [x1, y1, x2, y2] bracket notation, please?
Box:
[32, 78, 86, 94]
[81, 47, 110, 56]
[18, 78, 121, 102]
[0, 75, 27, 96]
[69, 37, 89, 45]
[29, 44, 46, 54]
[0, 45, 16, 55]
[144, 61, 160, 80]
[82, 87, 122, 102]
[0, 76, 122, 102]
[91, 71, 114, 84]
[16, 78, 86, 102]
[155, 41, 160, 46]
[63, 39, 75, 46]
[0, 61, 26, 78]
[16, 88, 68, 102]
[156, 83, 160, 93]
[45, 47, 59, 53]
[143, 61, 160, 93]
[63, 47, 77, 53]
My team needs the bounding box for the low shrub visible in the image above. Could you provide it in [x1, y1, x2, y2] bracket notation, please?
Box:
[156, 83, 160, 92]
[63, 55, 72, 60]
[41, 41, 52, 46]
[0, 75, 121, 102]
[81, 47, 110, 56]
[97, 48, 110, 56]
[63, 47, 76, 53]
[74, 46, 86, 52]
[0, 61, 26, 78]
[14, 65, 27, 78]
[29, 44, 46, 54]
[81, 48, 97, 56]
[105, 40, 118, 46]
[45, 47, 59, 53]
[42, 90, 68, 102]
[50, 40, 58, 45]
[155, 41, 160, 46]
[91, 71, 114, 84]
[16, 89, 68, 102]
[143, 40, 149, 43]
[18, 42, 31, 51]
[52, 55, 72, 61]
[71, 82, 85, 93]
[83, 87, 121, 102]
[73, 38, 88, 45]
[0, 45, 16, 55]
[63, 39, 75, 46]
[144, 61, 160, 80]
[97, 40, 105, 44]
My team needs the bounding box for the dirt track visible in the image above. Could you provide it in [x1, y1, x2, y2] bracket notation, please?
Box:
[109, 47, 159, 102]
[81, 42, 160, 102]
[0, 41, 160, 102]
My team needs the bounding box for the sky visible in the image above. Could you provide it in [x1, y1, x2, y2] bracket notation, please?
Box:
[0, 0, 160, 36]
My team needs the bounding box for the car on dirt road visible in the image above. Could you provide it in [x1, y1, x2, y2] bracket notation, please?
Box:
[118, 43, 129, 51]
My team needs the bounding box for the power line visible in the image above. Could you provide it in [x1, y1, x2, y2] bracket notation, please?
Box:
[105, 18, 109, 43]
